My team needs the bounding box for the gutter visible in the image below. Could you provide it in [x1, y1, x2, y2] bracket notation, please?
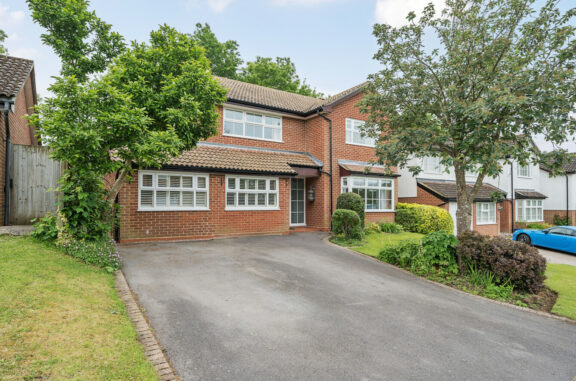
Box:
[317, 110, 334, 222]
[2, 98, 14, 226]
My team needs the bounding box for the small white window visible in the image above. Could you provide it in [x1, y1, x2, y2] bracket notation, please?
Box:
[139, 171, 209, 211]
[226, 176, 279, 210]
[223, 108, 282, 142]
[345, 118, 375, 147]
[516, 199, 543, 222]
[517, 164, 531, 178]
[422, 156, 443, 174]
[476, 202, 496, 225]
[341, 176, 394, 212]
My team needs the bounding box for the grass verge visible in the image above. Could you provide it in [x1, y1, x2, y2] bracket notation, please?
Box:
[0, 236, 157, 380]
[330, 231, 424, 257]
[545, 264, 576, 320]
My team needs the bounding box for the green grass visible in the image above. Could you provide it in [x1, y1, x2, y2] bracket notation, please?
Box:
[332, 231, 424, 257]
[0, 236, 157, 380]
[546, 264, 576, 320]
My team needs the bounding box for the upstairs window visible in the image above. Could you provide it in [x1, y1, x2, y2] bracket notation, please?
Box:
[139, 171, 209, 211]
[422, 156, 443, 174]
[345, 118, 376, 147]
[223, 108, 282, 142]
[517, 164, 531, 178]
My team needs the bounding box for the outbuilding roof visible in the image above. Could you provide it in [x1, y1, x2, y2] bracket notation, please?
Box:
[515, 190, 547, 199]
[540, 157, 576, 174]
[0, 55, 34, 98]
[417, 180, 506, 202]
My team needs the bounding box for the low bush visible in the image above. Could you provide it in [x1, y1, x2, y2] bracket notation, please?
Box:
[395, 203, 453, 234]
[332, 209, 362, 239]
[58, 237, 121, 272]
[526, 222, 553, 230]
[553, 214, 572, 226]
[336, 192, 365, 228]
[467, 263, 515, 300]
[456, 231, 546, 293]
[31, 213, 59, 242]
[380, 222, 404, 234]
[365, 222, 381, 234]
[378, 240, 421, 269]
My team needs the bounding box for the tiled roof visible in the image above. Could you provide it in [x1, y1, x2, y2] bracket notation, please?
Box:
[515, 190, 547, 199]
[418, 180, 506, 202]
[0, 55, 34, 98]
[164, 143, 321, 175]
[216, 76, 367, 115]
[540, 157, 576, 174]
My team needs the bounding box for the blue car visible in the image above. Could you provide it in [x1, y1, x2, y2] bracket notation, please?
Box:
[513, 226, 576, 254]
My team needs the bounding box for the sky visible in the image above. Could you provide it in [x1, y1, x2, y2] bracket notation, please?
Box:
[1, 0, 575, 152]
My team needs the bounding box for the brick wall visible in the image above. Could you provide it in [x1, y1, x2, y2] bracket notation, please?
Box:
[544, 209, 576, 225]
[398, 185, 449, 210]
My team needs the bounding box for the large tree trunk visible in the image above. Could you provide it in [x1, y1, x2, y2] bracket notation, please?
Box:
[454, 164, 473, 236]
[106, 168, 129, 207]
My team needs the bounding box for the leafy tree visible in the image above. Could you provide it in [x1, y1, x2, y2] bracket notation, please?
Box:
[361, 0, 576, 238]
[0, 29, 7, 54]
[190, 23, 242, 78]
[239, 56, 323, 98]
[27, 0, 126, 81]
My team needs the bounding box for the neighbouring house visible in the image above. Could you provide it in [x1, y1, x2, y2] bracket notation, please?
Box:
[397, 156, 546, 235]
[0, 55, 39, 226]
[540, 157, 576, 225]
[117, 77, 398, 242]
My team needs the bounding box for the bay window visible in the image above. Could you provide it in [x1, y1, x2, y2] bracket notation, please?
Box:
[139, 171, 209, 211]
[476, 202, 496, 224]
[223, 108, 282, 142]
[516, 199, 543, 222]
[341, 176, 394, 212]
[226, 176, 279, 210]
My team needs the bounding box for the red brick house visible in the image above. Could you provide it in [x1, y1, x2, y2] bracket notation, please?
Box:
[0, 55, 39, 226]
[117, 77, 398, 242]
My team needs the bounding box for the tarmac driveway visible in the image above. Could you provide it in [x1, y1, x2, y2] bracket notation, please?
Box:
[120, 233, 576, 381]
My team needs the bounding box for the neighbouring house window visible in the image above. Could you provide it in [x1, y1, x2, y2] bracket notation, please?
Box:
[226, 176, 279, 210]
[223, 108, 282, 142]
[345, 118, 375, 147]
[517, 164, 531, 177]
[422, 156, 443, 174]
[139, 171, 209, 211]
[516, 199, 543, 222]
[476, 202, 496, 224]
[341, 176, 394, 211]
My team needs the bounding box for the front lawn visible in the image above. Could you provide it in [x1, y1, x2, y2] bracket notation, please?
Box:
[0, 236, 157, 380]
[331, 231, 424, 257]
[546, 264, 576, 320]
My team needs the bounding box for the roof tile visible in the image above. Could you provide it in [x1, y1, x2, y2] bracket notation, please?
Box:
[0, 55, 34, 98]
[418, 180, 506, 202]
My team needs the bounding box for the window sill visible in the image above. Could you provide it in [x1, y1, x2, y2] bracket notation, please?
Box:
[222, 133, 283, 144]
[225, 207, 280, 211]
[476, 222, 497, 225]
[366, 209, 394, 213]
[517, 176, 532, 179]
[138, 207, 210, 212]
[345, 141, 376, 148]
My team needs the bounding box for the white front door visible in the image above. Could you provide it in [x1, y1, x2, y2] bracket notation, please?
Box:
[290, 178, 306, 226]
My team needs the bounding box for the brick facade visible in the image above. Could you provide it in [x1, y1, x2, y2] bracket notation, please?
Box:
[118, 90, 399, 242]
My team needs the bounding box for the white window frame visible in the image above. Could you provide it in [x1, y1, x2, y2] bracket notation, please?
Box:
[341, 176, 394, 212]
[223, 107, 283, 143]
[422, 156, 443, 174]
[476, 202, 496, 225]
[345, 118, 376, 147]
[516, 199, 543, 222]
[138, 171, 209, 211]
[517, 163, 531, 178]
[225, 175, 279, 211]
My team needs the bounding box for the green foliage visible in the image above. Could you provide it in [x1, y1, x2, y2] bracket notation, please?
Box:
[58, 237, 121, 272]
[190, 23, 242, 78]
[27, 0, 126, 81]
[361, 0, 576, 234]
[526, 222, 553, 230]
[379, 222, 404, 233]
[336, 192, 366, 228]
[553, 214, 572, 226]
[366, 222, 381, 234]
[331, 209, 362, 240]
[378, 240, 422, 269]
[239, 56, 323, 98]
[395, 203, 453, 234]
[0, 29, 7, 54]
[31, 213, 59, 242]
[467, 264, 515, 301]
[457, 231, 546, 293]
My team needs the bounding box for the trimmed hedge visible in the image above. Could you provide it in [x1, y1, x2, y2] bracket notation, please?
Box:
[331, 209, 362, 239]
[395, 203, 454, 234]
[336, 192, 365, 228]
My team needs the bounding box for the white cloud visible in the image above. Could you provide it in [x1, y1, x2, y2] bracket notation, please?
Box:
[0, 4, 25, 25]
[9, 47, 40, 60]
[273, 0, 340, 6]
[185, 0, 234, 13]
[374, 0, 444, 27]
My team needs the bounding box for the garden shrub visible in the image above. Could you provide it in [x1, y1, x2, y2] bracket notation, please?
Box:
[418, 231, 458, 274]
[365, 222, 381, 234]
[378, 240, 421, 268]
[526, 222, 553, 230]
[395, 203, 453, 234]
[456, 231, 546, 293]
[553, 214, 572, 226]
[336, 192, 365, 228]
[331, 209, 362, 239]
[380, 222, 404, 233]
[31, 213, 59, 242]
[58, 237, 122, 272]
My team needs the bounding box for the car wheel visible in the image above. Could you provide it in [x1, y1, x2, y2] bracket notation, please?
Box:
[517, 233, 532, 245]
